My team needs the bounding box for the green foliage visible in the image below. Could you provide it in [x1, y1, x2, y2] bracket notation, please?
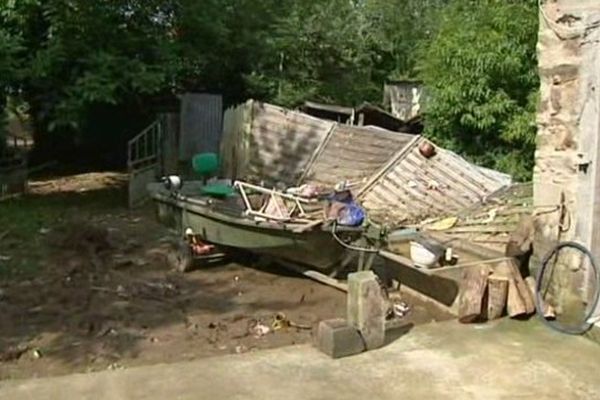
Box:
[12, 1, 178, 129]
[0, 25, 22, 154]
[418, 0, 539, 180]
[244, 0, 379, 107]
[363, 0, 447, 80]
[0, 0, 540, 178]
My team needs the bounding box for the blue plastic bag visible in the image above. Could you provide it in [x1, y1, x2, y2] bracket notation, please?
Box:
[337, 202, 365, 226]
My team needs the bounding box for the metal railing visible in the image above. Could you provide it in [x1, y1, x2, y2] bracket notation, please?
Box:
[127, 119, 163, 172]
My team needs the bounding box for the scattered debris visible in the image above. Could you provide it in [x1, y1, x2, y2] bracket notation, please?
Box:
[390, 302, 411, 319]
[481, 208, 498, 224]
[53, 223, 113, 255]
[427, 180, 440, 190]
[38, 227, 51, 235]
[107, 363, 124, 371]
[248, 320, 271, 338]
[0, 255, 11, 262]
[235, 345, 248, 354]
[0, 171, 458, 381]
[31, 348, 43, 359]
[98, 327, 119, 338]
[0, 344, 30, 362]
[425, 217, 458, 231]
[272, 313, 311, 331]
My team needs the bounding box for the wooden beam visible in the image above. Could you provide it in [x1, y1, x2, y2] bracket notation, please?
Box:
[458, 265, 490, 323]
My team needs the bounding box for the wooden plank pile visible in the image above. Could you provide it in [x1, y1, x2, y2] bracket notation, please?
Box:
[458, 213, 555, 323]
[457, 259, 558, 323]
[458, 259, 539, 323]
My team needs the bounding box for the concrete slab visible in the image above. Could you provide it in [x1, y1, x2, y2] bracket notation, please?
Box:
[2, 319, 600, 400]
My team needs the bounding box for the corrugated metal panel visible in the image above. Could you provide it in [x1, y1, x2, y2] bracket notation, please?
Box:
[358, 137, 510, 225]
[220, 101, 252, 179]
[476, 165, 513, 187]
[300, 125, 414, 189]
[245, 102, 334, 186]
[179, 93, 223, 160]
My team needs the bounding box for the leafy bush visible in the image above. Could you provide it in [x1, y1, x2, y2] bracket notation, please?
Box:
[418, 0, 538, 181]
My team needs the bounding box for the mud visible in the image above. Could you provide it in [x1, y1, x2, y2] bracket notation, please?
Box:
[0, 173, 453, 380]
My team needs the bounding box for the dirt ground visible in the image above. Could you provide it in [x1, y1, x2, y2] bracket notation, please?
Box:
[0, 172, 453, 380]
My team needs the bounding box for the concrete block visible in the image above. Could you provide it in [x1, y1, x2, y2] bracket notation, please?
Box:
[314, 319, 365, 359]
[347, 271, 386, 350]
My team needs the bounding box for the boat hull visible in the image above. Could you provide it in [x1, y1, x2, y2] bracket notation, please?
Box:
[153, 190, 355, 271]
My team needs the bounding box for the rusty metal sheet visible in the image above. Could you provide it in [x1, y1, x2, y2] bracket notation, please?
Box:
[358, 137, 512, 225]
[300, 125, 414, 189]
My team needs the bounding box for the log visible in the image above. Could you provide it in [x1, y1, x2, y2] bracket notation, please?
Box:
[506, 278, 527, 317]
[494, 260, 535, 317]
[458, 265, 490, 323]
[508, 260, 535, 314]
[487, 274, 509, 320]
[525, 276, 556, 319]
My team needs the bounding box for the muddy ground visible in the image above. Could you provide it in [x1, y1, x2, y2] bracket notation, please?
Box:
[0, 172, 452, 380]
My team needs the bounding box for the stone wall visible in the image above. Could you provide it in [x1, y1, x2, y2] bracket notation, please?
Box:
[534, 1, 600, 322]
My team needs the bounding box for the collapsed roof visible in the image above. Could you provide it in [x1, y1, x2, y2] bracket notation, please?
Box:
[220, 100, 512, 227]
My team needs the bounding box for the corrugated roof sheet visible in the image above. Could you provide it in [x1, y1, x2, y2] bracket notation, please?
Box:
[300, 125, 414, 189]
[179, 94, 223, 160]
[220, 101, 251, 180]
[423, 183, 533, 255]
[220, 101, 334, 186]
[358, 136, 511, 225]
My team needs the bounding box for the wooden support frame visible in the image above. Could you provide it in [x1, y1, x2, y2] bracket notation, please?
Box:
[233, 180, 315, 223]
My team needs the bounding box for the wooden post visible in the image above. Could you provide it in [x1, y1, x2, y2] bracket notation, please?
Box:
[458, 265, 490, 323]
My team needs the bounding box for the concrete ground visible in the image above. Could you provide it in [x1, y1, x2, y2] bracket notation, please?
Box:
[1, 319, 599, 400]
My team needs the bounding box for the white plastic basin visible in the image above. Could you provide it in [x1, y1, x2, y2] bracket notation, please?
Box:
[409, 241, 438, 268]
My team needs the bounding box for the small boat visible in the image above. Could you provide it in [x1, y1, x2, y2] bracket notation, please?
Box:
[147, 180, 364, 272]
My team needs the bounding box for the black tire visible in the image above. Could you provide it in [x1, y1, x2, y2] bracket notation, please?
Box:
[169, 240, 194, 273]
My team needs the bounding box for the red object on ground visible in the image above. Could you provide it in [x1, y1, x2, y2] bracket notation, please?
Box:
[191, 242, 215, 255]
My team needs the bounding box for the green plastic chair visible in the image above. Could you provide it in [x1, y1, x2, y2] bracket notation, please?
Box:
[191, 153, 235, 198]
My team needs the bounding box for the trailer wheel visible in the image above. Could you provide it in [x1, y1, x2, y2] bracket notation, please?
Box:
[169, 240, 194, 273]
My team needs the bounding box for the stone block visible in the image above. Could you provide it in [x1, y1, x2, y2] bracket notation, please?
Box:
[347, 271, 386, 350]
[314, 318, 365, 359]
